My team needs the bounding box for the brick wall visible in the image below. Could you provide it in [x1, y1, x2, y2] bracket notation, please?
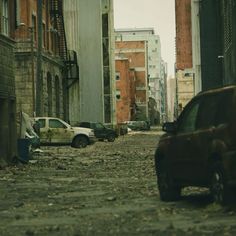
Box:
[175, 0, 193, 70]
[115, 59, 131, 123]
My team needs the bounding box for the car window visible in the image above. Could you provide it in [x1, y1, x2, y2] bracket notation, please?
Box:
[38, 119, 46, 128]
[178, 101, 200, 133]
[49, 119, 67, 129]
[79, 122, 90, 128]
[196, 94, 219, 129]
[95, 123, 104, 129]
[215, 90, 233, 126]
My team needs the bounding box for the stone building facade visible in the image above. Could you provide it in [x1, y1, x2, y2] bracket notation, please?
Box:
[14, 0, 66, 120]
[0, 0, 17, 165]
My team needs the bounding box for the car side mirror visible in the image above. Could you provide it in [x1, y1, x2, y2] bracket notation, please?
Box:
[162, 122, 177, 133]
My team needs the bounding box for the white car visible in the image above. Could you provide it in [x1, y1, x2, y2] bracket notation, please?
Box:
[34, 117, 96, 148]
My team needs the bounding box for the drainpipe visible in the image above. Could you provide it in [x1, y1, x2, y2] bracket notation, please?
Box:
[36, 0, 43, 116]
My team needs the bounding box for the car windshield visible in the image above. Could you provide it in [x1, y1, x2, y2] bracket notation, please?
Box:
[95, 123, 104, 129]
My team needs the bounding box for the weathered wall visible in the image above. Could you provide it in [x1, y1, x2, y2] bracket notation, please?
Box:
[78, 0, 104, 122]
[199, 0, 223, 90]
[175, 0, 193, 70]
[222, 0, 236, 85]
[0, 36, 17, 165]
[14, 0, 65, 119]
[15, 51, 64, 118]
[63, 0, 80, 125]
[78, 0, 115, 124]
[115, 59, 131, 123]
[115, 40, 149, 120]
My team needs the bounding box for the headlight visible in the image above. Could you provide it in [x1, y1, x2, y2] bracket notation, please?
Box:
[89, 131, 94, 136]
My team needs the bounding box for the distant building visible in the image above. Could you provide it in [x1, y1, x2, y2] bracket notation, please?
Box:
[115, 40, 149, 121]
[0, 0, 17, 165]
[115, 28, 165, 123]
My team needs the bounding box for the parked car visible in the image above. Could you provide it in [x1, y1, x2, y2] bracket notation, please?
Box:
[126, 120, 150, 131]
[34, 117, 96, 148]
[77, 122, 118, 142]
[154, 85, 236, 204]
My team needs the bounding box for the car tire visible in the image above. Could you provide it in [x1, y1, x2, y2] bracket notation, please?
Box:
[72, 136, 88, 148]
[157, 158, 181, 201]
[107, 134, 115, 142]
[209, 161, 233, 205]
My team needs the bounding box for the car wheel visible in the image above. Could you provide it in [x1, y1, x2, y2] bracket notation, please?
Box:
[209, 161, 232, 204]
[107, 134, 115, 142]
[157, 158, 181, 201]
[72, 136, 88, 148]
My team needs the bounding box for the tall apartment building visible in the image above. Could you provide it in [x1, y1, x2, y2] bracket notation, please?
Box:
[64, 0, 116, 125]
[0, 0, 17, 165]
[14, 0, 70, 120]
[175, 0, 194, 115]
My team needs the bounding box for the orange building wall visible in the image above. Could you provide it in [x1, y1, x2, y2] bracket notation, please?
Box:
[116, 40, 148, 117]
[15, 0, 56, 54]
[116, 59, 131, 123]
[175, 0, 193, 70]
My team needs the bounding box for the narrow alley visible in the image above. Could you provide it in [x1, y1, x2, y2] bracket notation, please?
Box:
[0, 129, 236, 236]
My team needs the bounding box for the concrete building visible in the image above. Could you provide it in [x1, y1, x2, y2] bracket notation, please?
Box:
[63, 0, 116, 125]
[115, 40, 149, 121]
[0, 0, 17, 165]
[167, 77, 177, 121]
[175, 0, 194, 116]
[14, 0, 69, 120]
[63, 0, 80, 125]
[115, 28, 164, 123]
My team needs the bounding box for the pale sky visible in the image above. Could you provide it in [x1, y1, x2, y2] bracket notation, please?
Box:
[113, 0, 176, 77]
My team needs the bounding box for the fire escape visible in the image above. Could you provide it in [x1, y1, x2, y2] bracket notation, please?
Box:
[50, 0, 79, 88]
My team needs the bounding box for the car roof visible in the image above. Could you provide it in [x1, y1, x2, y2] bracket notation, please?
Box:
[196, 85, 236, 98]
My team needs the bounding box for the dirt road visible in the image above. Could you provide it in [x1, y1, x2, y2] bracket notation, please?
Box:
[0, 129, 235, 235]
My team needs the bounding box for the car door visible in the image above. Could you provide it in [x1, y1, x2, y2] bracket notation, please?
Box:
[48, 118, 73, 144]
[192, 90, 234, 182]
[189, 94, 220, 182]
[94, 123, 106, 139]
[37, 118, 48, 143]
[170, 99, 201, 181]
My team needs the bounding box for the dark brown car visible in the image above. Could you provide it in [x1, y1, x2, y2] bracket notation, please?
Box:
[154, 85, 236, 204]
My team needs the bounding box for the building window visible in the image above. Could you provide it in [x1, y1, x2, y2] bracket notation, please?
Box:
[43, 23, 46, 48]
[2, 0, 9, 36]
[116, 90, 121, 100]
[223, 0, 233, 51]
[32, 15, 36, 42]
[115, 72, 120, 80]
[55, 76, 60, 117]
[47, 72, 52, 116]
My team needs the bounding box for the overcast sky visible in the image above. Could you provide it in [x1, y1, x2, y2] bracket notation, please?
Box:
[113, 0, 176, 77]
